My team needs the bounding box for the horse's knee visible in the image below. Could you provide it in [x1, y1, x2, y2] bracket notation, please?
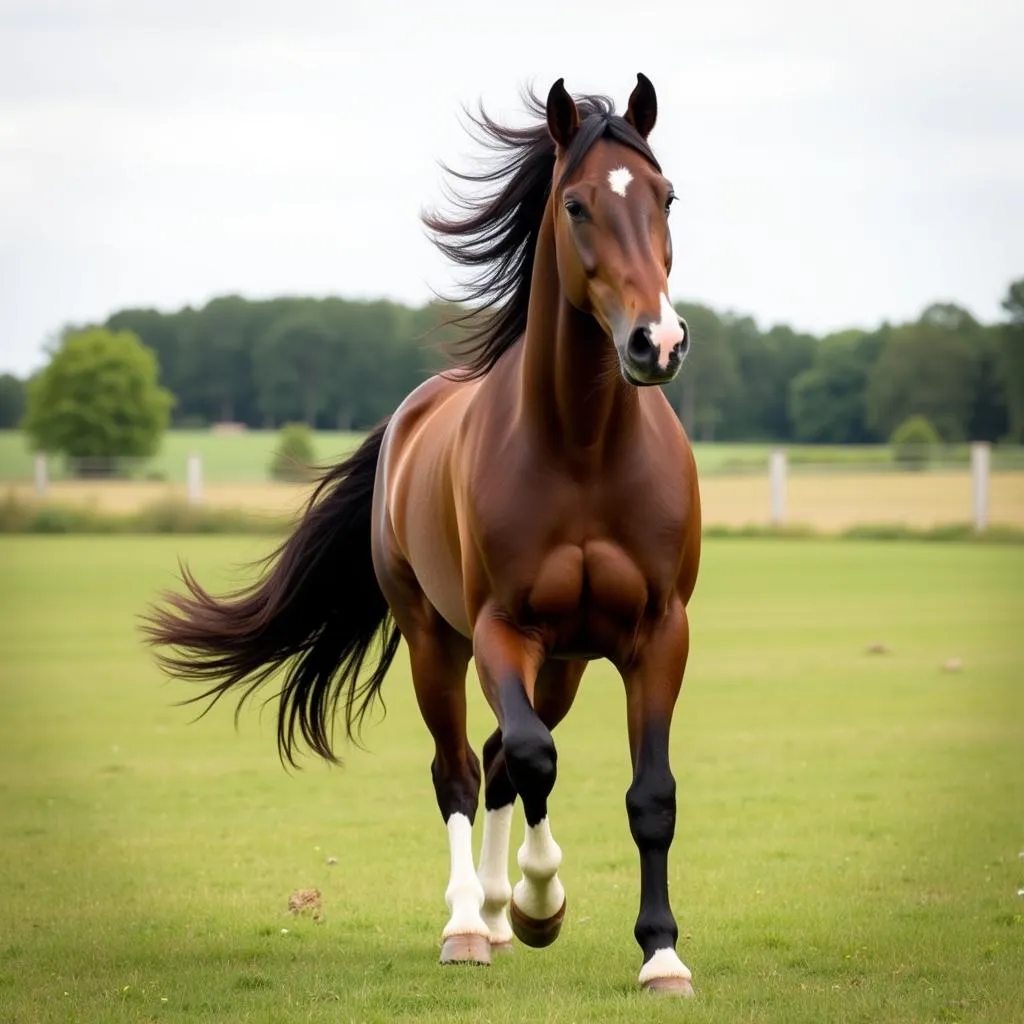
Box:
[503, 723, 556, 811]
[431, 749, 481, 822]
[625, 767, 676, 851]
[483, 729, 517, 811]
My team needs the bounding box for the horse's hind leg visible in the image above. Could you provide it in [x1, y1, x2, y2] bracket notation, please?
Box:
[404, 616, 491, 966]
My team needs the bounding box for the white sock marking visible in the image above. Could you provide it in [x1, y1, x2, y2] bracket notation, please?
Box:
[638, 946, 693, 985]
[608, 166, 633, 197]
[512, 816, 565, 921]
[649, 292, 686, 369]
[476, 805, 514, 944]
[441, 812, 488, 939]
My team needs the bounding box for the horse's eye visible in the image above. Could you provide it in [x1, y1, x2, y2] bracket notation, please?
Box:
[564, 199, 586, 221]
[665, 193, 676, 216]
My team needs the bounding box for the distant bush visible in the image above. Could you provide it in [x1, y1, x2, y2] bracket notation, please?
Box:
[890, 415, 940, 469]
[269, 423, 317, 482]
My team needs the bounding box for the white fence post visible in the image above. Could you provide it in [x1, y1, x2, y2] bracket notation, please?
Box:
[971, 442, 990, 533]
[34, 454, 47, 498]
[769, 448, 787, 526]
[186, 453, 203, 507]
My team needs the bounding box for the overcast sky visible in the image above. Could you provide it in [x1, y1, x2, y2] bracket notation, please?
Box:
[1, 0, 1022, 376]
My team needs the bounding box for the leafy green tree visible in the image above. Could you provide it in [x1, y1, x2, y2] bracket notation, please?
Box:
[254, 310, 335, 427]
[22, 327, 174, 474]
[967, 325, 1009, 441]
[667, 302, 739, 441]
[788, 329, 886, 443]
[709, 315, 815, 441]
[865, 305, 980, 442]
[759, 325, 817, 439]
[1000, 279, 1024, 441]
[0, 373, 26, 428]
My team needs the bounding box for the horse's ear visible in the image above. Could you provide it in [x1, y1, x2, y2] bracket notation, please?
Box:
[625, 72, 657, 139]
[546, 77, 579, 150]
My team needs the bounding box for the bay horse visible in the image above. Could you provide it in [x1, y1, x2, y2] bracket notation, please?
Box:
[144, 73, 701, 996]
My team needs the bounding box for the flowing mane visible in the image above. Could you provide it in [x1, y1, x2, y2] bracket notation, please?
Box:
[422, 85, 662, 380]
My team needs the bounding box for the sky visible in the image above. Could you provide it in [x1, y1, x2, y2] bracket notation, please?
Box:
[1, 0, 1022, 376]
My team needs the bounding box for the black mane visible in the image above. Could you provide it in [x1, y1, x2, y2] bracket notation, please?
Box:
[422, 85, 661, 381]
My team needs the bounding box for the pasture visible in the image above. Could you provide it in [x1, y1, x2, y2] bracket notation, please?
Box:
[0, 430, 889, 482]
[4, 430, 1024, 532]
[1, 536, 1021, 1022]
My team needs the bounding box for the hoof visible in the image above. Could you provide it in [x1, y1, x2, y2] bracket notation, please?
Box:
[439, 933, 491, 966]
[490, 939, 515, 955]
[642, 976, 694, 997]
[509, 897, 566, 948]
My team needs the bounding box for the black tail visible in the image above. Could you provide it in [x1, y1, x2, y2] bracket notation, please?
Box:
[141, 419, 400, 767]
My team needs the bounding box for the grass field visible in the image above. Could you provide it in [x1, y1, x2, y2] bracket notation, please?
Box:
[1, 537, 1022, 1022]
[8, 429, 1016, 484]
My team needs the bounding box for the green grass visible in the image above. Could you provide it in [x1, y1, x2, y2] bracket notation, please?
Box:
[1, 537, 1022, 1023]
[0, 429, 367, 483]
[5, 428, 1023, 485]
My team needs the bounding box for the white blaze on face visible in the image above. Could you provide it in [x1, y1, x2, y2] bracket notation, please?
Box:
[608, 166, 633, 197]
[649, 293, 686, 370]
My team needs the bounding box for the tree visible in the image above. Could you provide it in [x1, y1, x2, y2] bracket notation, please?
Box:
[253, 310, 336, 428]
[967, 325, 1009, 442]
[0, 373, 25, 429]
[22, 327, 175, 474]
[865, 306, 981, 442]
[1000, 279, 1024, 442]
[788, 329, 886, 443]
[666, 302, 739, 441]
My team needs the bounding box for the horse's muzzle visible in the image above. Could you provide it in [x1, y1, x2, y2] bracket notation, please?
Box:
[619, 317, 689, 385]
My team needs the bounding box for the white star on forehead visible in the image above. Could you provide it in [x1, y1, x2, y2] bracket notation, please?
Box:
[608, 166, 633, 197]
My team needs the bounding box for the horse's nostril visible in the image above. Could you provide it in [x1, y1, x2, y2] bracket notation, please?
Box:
[628, 327, 654, 362]
[677, 318, 690, 354]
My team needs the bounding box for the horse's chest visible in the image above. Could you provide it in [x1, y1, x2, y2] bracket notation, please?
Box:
[524, 539, 657, 636]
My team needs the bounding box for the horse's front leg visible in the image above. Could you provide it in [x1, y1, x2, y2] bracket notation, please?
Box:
[622, 599, 694, 996]
[473, 617, 567, 948]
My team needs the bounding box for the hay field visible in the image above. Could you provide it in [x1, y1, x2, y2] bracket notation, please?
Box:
[6, 469, 1024, 531]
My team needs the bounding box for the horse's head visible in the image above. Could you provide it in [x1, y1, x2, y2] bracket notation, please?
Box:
[546, 74, 688, 386]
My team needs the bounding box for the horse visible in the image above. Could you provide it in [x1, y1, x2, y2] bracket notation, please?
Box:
[143, 72, 701, 996]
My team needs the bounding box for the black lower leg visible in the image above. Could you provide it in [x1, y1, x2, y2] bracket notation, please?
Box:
[498, 682, 556, 827]
[431, 746, 482, 823]
[625, 719, 679, 962]
[482, 728, 517, 811]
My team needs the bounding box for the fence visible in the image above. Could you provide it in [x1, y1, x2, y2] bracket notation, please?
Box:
[767, 443, 994, 531]
[9, 441, 1024, 534]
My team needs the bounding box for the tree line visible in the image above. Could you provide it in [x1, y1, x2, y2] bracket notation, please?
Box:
[3, 279, 1023, 444]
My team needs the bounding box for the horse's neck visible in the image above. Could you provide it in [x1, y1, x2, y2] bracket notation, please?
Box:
[519, 204, 639, 458]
